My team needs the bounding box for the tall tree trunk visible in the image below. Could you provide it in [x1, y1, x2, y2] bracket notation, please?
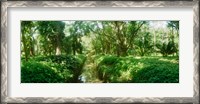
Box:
[22, 34, 28, 61]
[29, 38, 35, 56]
[120, 44, 128, 56]
[56, 47, 61, 55]
[56, 34, 61, 55]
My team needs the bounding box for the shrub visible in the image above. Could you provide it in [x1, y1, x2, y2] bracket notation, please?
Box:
[65, 55, 85, 82]
[76, 54, 87, 64]
[21, 55, 86, 83]
[97, 56, 179, 83]
[99, 55, 119, 65]
[97, 56, 121, 82]
[21, 61, 73, 83]
[132, 64, 179, 83]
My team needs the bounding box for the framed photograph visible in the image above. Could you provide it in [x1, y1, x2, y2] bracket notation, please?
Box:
[1, 0, 199, 103]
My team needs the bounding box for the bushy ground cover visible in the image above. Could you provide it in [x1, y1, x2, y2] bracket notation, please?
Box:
[96, 55, 179, 83]
[21, 54, 86, 83]
[21, 54, 178, 83]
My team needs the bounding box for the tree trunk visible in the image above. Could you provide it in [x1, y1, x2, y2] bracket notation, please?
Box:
[56, 34, 61, 55]
[56, 47, 61, 55]
[29, 38, 35, 56]
[120, 46, 128, 56]
[22, 34, 28, 61]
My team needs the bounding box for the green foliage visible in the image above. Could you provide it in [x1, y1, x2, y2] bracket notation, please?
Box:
[21, 55, 86, 83]
[97, 56, 179, 83]
[21, 61, 71, 83]
[97, 56, 121, 82]
[21, 21, 37, 60]
[21, 20, 179, 83]
[62, 36, 73, 54]
[37, 21, 65, 55]
[69, 21, 92, 55]
[167, 21, 179, 31]
[155, 21, 179, 57]
[156, 40, 177, 56]
[76, 54, 87, 64]
[21, 20, 179, 58]
[135, 32, 153, 56]
[133, 64, 179, 83]
[99, 55, 119, 65]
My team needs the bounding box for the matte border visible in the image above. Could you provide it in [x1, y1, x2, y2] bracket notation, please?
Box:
[1, 1, 199, 103]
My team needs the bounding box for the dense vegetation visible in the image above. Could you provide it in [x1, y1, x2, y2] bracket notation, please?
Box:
[21, 55, 86, 83]
[21, 21, 179, 83]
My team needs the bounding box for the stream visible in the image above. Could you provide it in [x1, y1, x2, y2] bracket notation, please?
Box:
[78, 52, 102, 83]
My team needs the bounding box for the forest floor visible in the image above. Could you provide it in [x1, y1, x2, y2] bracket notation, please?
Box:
[80, 52, 103, 83]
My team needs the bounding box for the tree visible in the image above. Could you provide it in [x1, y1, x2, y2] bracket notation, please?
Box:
[167, 21, 179, 56]
[21, 21, 37, 61]
[113, 21, 147, 56]
[90, 21, 147, 56]
[135, 32, 153, 56]
[37, 21, 65, 55]
[69, 21, 91, 55]
[155, 21, 179, 57]
[167, 21, 179, 33]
